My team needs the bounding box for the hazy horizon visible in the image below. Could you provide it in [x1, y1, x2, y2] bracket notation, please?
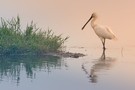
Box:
[0, 0, 135, 47]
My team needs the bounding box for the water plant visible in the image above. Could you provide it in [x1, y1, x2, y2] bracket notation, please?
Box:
[0, 16, 68, 55]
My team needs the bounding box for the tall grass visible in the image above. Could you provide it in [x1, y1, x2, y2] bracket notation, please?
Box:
[0, 16, 68, 55]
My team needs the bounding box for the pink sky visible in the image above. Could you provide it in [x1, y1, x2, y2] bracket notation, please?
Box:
[0, 0, 135, 47]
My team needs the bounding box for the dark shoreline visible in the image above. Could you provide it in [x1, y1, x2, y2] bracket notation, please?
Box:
[0, 51, 86, 58]
[50, 51, 86, 58]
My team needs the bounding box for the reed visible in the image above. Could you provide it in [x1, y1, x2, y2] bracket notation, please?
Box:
[0, 16, 68, 55]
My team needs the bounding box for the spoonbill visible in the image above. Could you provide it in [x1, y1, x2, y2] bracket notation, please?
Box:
[82, 13, 117, 49]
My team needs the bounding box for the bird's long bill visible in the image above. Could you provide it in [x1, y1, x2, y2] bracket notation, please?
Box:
[82, 16, 92, 30]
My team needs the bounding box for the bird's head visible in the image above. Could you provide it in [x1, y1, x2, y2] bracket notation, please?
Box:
[91, 12, 98, 19]
[82, 12, 98, 30]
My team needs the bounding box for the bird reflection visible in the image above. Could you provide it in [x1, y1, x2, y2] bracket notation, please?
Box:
[82, 49, 116, 83]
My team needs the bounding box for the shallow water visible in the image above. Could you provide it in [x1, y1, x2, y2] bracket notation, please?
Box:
[0, 46, 135, 90]
[1, 0, 135, 90]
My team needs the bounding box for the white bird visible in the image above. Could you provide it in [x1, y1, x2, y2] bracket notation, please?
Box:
[82, 13, 117, 49]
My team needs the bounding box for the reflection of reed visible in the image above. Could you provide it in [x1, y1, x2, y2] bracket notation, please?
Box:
[0, 55, 64, 85]
[82, 49, 116, 83]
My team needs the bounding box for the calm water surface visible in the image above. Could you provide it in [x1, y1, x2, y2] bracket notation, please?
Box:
[0, 0, 135, 90]
[0, 46, 135, 90]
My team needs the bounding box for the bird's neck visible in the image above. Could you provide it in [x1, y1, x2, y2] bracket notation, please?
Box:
[91, 17, 97, 28]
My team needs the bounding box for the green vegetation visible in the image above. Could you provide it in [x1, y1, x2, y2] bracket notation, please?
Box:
[0, 16, 68, 55]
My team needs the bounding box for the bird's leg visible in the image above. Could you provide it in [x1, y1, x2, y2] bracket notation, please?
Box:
[101, 38, 106, 50]
[103, 39, 106, 50]
[101, 48, 106, 60]
[100, 38, 106, 50]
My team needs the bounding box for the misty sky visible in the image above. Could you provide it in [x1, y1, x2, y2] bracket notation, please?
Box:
[0, 0, 135, 47]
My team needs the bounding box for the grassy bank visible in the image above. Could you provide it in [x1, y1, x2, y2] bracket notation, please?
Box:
[0, 16, 68, 55]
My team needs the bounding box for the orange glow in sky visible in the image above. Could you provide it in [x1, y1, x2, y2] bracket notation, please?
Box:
[0, 0, 135, 47]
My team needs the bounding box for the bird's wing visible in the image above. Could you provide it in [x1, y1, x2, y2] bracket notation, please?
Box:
[105, 27, 117, 40]
[93, 25, 117, 40]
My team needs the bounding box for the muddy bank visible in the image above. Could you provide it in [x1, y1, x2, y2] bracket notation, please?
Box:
[0, 51, 86, 58]
[47, 51, 86, 58]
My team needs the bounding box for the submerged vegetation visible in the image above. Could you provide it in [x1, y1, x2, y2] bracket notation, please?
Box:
[0, 16, 68, 55]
